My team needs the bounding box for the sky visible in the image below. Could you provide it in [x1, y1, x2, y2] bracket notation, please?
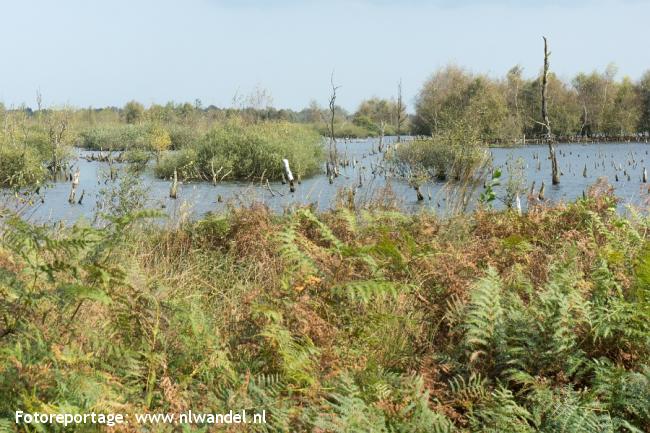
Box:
[0, 0, 648, 112]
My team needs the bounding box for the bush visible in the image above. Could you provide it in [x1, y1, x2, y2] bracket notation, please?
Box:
[314, 121, 376, 138]
[156, 119, 324, 181]
[153, 148, 200, 180]
[78, 124, 151, 150]
[167, 124, 201, 150]
[0, 143, 47, 188]
[392, 123, 490, 181]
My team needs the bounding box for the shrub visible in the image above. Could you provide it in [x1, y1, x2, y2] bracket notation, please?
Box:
[167, 124, 201, 150]
[392, 123, 490, 181]
[0, 143, 47, 188]
[153, 147, 200, 180]
[78, 124, 149, 150]
[156, 119, 324, 181]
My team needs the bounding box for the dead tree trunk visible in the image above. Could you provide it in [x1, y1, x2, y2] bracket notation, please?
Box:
[396, 79, 405, 143]
[542, 36, 560, 185]
[328, 73, 340, 177]
[282, 159, 295, 192]
[68, 169, 80, 204]
[170, 169, 178, 199]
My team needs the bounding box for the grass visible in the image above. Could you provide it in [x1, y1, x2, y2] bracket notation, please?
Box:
[0, 184, 648, 432]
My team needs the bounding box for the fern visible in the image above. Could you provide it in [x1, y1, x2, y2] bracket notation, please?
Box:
[333, 280, 412, 304]
[275, 219, 318, 278]
[258, 308, 319, 387]
[463, 268, 504, 365]
[468, 385, 534, 433]
[530, 386, 634, 433]
[314, 374, 388, 433]
[448, 372, 489, 406]
[296, 208, 344, 250]
[591, 359, 650, 430]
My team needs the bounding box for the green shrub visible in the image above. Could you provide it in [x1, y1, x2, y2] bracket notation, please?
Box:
[314, 121, 376, 138]
[0, 143, 47, 188]
[156, 119, 324, 181]
[167, 124, 201, 150]
[78, 124, 151, 150]
[392, 126, 489, 181]
[153, 147, 200, 180]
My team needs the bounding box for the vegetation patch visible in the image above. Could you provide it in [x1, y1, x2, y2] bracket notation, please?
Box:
[155, 119, 325, 181]
[0, 188, 648, 432]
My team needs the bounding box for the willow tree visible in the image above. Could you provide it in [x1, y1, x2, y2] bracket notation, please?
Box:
[541, 37, 560, 185]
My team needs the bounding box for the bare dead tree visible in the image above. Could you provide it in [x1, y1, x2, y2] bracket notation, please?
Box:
[541, 36, 560, 185]
[579, 103, 588, 137]
[378, 119, 386, 152]
[328, 72, 341, 178]
[46, 110, 70, 175]
[36, 89, 43, 113]
[396, 79, 406, 143]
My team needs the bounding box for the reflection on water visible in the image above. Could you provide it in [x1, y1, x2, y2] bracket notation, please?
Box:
[3, 137, 650, 223]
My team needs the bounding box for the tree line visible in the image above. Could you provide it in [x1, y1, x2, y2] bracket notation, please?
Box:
[412, 63, 650, 142]
[3, 60, 650, 144]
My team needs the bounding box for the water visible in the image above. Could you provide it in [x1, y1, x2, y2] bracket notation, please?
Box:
[3, 138, 650, 223]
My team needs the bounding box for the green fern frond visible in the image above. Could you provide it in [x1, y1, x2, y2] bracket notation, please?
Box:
[463, 268, 504, 364]
[333, 280, 413, 304]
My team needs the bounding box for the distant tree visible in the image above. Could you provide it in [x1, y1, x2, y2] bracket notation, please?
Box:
[303, 100, 325, 123]
[602, 77, 641, 135]
[175, 102, 196, 124]
[413, 65, 472, 135]
[147, 103, 174, 123]
[637, 71, 650, 133]
[124, 101, 145, 124]
[354, 98, 394, 131]
[505, 65, 524, 134]
[413, 65, 517, 141]
[573, 64, 618, 135]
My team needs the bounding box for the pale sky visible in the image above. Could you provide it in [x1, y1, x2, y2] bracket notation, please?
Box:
[0, 0, 648, 111]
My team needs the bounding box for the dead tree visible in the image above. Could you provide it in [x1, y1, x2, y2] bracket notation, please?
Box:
[68, 169, 80, 204]
[170, 169, 178, 199]
[396, 79, 406, 143]
[378, 120, 386, 152]
[282, 159, 296, 192]
[328, 72, 341, 178]
[541, 36, 560, 185]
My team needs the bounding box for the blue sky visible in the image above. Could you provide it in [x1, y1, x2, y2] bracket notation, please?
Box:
[0, 0, 648, 111]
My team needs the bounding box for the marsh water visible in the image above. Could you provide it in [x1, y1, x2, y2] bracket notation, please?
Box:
[4, 137, 650, 223]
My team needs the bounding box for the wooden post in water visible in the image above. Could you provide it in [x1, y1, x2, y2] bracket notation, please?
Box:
[170, 169, 178, 199]
[282, 159, 295, 192]
[68, 169, 80, 204]
[643, 168, 647, 183]
[414, 185, 424, 201]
